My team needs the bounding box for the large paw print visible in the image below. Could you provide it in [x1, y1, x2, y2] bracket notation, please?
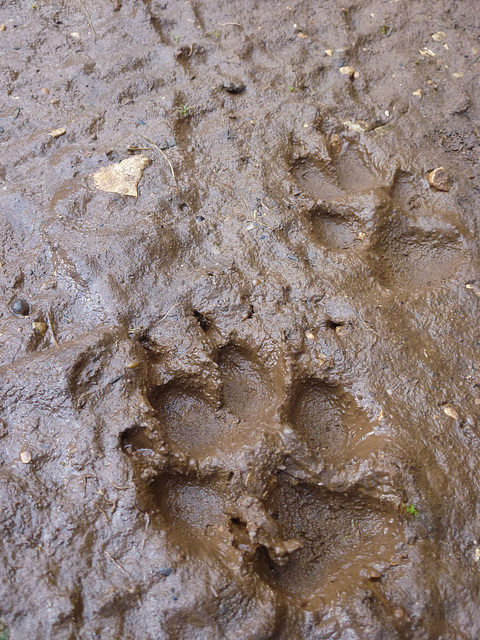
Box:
[289, 124, 469, 291]
[122, 337, 406, 607]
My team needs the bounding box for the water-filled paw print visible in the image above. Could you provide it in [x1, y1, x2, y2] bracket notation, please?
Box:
[288, 127, 384, 253]
[122, 337, 405, 609]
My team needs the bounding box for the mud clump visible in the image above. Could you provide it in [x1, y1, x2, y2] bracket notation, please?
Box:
[1, 0, 480, 638]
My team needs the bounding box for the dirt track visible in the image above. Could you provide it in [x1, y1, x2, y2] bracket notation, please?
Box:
[1, 1, 480, 638]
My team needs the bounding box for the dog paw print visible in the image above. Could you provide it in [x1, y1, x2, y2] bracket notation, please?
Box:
[122, 338, 406, 608]
[289, 124, 469, 291]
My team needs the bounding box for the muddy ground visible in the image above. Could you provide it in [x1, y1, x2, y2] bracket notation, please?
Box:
[1, 0, 480, 638]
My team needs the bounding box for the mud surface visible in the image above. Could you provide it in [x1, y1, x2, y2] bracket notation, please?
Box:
[1, 1, 480, 638]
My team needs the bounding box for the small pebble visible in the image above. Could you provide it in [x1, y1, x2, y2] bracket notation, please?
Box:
[427, 167, 452, 192]
[126, 360, 140, 369]
[0, 24, 5, 31]
[11, 299, 30, 316]
[159, 567, 173, 576]
[368, 569, 382, 580]
[394, 608, 405, 619]
[40, 87, 50, 95]
[443, 405, 459, 421]
[49, 128, 66, 138]
[20, 450, 32, 464]
[339, 66, 355, 78]
[305, 331, 315, 340]
[196, 215, 205, 222]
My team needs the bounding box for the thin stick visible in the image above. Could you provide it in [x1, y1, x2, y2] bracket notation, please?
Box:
[139, 134, 177, 187]
[255, 219, 275, 232]
[75, 0, 97, 38]
[110, 481, 131, 490]
[218, 22, 241, 26]
[159, 302, 179, 322]
[105, 551, 128, 575]
[47, 312, 59, 348]
[95, 504, 110, 522]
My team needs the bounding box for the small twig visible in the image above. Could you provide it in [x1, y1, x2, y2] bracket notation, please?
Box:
[82, 473, 97, 496]
[47, 312, 59, 348]
[159, 302, 179, 322]
[128, 325, 145, 336]
[95, 504, 110, 522]
[105, 551, 128, 575]
[77, 389, 97, 404]
[75, 0, 97, 38]
[20, 533, 41, 546]
[110, 481, 131, 490]
[218, 22, 241, 26]
[139, 134, 177, 187]
[255, 219, 275, 231]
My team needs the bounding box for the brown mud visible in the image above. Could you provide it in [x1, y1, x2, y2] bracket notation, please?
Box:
[1, 0, 480, 638]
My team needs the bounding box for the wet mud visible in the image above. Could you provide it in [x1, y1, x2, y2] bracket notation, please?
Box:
[1, 0, 480, 638]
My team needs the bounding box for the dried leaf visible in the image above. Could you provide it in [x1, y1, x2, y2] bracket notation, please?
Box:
[92, 155, 150, 197]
